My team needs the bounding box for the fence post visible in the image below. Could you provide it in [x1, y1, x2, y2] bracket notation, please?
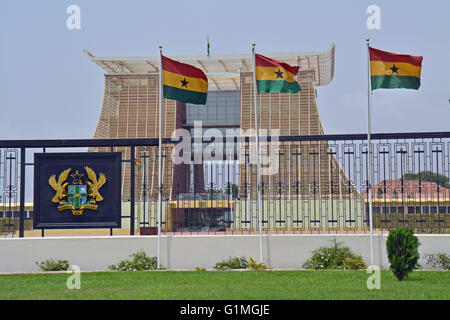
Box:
[19, 147, 25, 238]
[130, 145, 135, 235]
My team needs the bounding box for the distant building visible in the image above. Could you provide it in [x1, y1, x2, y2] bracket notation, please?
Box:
[366, 180, 450, 212]
[85, 45, 363, 231]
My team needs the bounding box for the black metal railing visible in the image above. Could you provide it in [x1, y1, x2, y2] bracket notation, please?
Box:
[1, 131, 449, 237]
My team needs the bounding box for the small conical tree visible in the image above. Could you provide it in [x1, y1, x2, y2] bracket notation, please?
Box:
[393, 189, 398, 199]
[377, 187, 383, 199]
[386, 228, 420, 281]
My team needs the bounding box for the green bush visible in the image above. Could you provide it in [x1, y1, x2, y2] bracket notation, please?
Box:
[342, 257, 367, 270]
[424, 253, 450, 270]
[213, 256, 248, 270]
[246, 257, 268, 270]
[302, 239, 366, 270]
[108, 250, 159, 271]
[213, 256, 268, 270]
[386, 228, 420, 281]
[195, 267, 207, 271]
[36, 259, 70, 272]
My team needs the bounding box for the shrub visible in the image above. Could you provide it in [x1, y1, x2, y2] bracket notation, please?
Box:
[302, 239, 366, 270]
[424, 253, 450, 270]
[213, 256, 248, 270]
[213, 256, 269, 271]
[195, 267, 207, 271]
[108, 250, 159, 271]
[36, 259, 70, 272]
[246, 257, 268, 270]
[386, 228, 420, 281]
[342, 257, 367, 270]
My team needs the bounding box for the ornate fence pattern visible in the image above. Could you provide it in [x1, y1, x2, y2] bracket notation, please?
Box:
[0, 132, 449, 237]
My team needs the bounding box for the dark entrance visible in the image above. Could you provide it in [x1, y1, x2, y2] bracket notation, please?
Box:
[182, 208, 232, 232]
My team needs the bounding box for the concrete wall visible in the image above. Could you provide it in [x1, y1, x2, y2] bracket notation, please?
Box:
[0, 234, 448, 273]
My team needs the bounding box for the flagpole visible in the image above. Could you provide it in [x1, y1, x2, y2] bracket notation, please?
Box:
[252, 43, 264, 263]
[157, 45, 163, 269]
[366, 38, 374, 266]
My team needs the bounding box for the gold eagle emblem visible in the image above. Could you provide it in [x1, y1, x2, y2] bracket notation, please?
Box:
[84, 166, 107, 202]
[48, 166, 107, 215]
[48, 168, 71, 203]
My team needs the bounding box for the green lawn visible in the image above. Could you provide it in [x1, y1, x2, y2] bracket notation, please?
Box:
[0, 270, 448, 300]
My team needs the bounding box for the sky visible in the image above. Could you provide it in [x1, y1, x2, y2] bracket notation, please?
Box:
[0, 0, 449, 141]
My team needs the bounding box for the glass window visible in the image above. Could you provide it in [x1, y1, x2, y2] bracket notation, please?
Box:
[185, 90, 240, 126]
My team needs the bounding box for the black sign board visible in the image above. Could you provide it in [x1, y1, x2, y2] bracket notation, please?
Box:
[34, 152, 122, 229]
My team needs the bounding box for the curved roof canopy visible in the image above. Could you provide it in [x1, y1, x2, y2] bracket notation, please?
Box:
[84, 44, 335, 90]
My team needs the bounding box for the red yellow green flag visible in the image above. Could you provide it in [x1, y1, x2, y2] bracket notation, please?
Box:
[207, 35, 210, 56]
[369, 47, 422, 90]
[162, 55, 208, 105]
[255, 54, 301, 94]
[134, 158, 142, 168]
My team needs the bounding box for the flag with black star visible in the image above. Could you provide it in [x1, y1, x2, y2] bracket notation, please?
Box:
[255, 53, 301, 94]
[369, 47, 422, 90]
[161, 55, 208, 105]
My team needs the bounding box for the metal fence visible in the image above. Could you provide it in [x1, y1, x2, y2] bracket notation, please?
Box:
[1, 131, 449, 237]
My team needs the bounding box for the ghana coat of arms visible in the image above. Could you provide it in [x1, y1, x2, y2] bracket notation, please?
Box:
[48, 166, 107, 215]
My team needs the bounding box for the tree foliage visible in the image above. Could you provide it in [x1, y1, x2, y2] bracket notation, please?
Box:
[108, 250, 159, 271]
[386, 228, 420, 281]
[402, 171, 450, 188]
[302, 239, 366, 270]
[35, 259, 70, 271]
[377, 187, 383, 199]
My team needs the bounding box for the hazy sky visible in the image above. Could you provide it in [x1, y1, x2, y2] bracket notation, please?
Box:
[0, 0, 449, 141]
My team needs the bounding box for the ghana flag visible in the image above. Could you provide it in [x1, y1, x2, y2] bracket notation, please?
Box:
[369, 47, 422, 90]
[255, 54, 301, 94]
[134, 158, 142, 168]
[162, 55, 208, 105]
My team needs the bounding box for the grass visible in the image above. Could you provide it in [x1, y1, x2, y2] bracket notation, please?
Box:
[0, 270, 448, 300]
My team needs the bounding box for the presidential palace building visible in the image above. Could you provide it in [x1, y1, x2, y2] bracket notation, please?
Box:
[84, 45, 366, 232]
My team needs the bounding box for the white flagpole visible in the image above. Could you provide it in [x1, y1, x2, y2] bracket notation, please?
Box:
[252, 43, 264, 263]
[366, 38, 374, 266]
[157, 45, 163, 269]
